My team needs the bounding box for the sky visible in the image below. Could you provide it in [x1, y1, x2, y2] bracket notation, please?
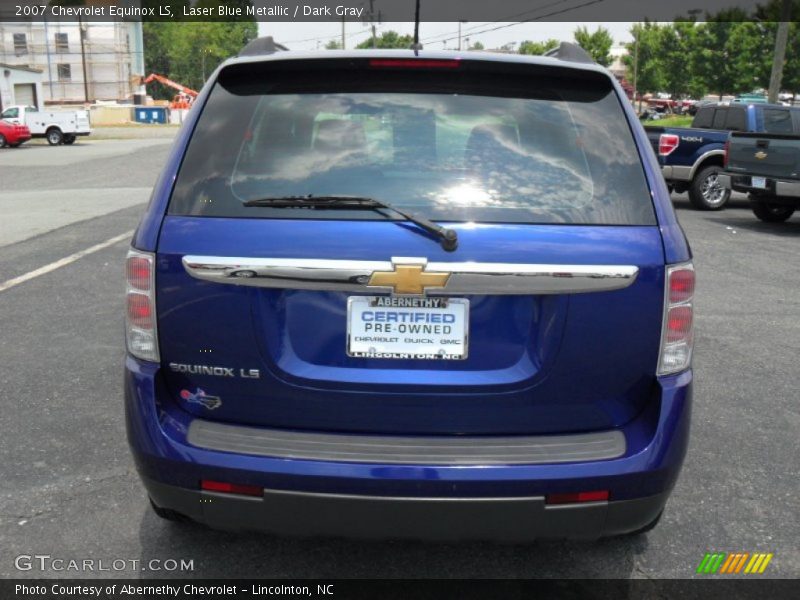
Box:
[258, 22, 636, 51]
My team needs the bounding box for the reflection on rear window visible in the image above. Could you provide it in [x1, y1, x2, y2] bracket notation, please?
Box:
[169, 63, 655, 225]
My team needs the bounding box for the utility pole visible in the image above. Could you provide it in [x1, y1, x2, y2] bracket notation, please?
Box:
[633, 27, 640, 113]
[369, 0, 377, 48]
[341, 15, 346, 49]
[78, 17, 89, 103]
[768, 0, 792, 104]
[458, 21, 463, 51]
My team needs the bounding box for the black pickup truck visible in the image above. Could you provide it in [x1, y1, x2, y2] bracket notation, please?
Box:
[720, 131, 800, 222]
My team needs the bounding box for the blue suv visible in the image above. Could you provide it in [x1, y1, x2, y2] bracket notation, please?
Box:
[124, 42, 694, 540]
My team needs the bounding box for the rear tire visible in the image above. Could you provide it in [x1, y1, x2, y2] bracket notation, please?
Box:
[689, 165, 730, 210]
[63, 134, 76, 145]
[750, 196, 796, 222]
[46, 127, 64, 146]
[149, 497, 192, 524]
[0, 133, 6, 148]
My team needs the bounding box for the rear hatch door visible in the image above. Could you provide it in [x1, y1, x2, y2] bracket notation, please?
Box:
[156, 56, 665, 435]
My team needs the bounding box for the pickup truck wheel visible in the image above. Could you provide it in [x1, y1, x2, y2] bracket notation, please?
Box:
[63, 134, 76, 145]
[46, 128, 64, 146]
[689, 166, 730, 210]
[750, 198, 796, 222]
[0, 133, 6, 148]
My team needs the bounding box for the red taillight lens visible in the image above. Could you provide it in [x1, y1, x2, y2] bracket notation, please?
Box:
[658, 134, 680, 156]
[546, 490, 609, 505]
[669, 268, 695, 304]
[127, 293, 153, 329]
[201, 480, 263, 497]
[125, 249, 159, 362]
[723, 139, 730, 168]
[666, 305, 693, 343]
[369, 59, 461, 69]
[126, 256, 151, 291]
[659, 263, 695, 374]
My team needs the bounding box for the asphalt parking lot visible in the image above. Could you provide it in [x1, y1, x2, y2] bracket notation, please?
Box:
[0, 136, 798, 580]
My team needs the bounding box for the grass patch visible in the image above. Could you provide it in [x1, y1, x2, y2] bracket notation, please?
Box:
[641, 115, 694, 128]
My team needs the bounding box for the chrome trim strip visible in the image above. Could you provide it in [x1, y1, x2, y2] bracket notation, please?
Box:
[775, 179, 800, 197]
[182, 256, 639, 295]
[688, 150, 725, 179]
[187, 419, 627, 465]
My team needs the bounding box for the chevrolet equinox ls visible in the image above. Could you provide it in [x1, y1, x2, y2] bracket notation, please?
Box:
[124, 42, 694, 540]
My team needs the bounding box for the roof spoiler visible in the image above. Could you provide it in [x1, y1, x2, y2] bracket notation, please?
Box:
[544, 42, 595, 64]
[238, 36, 288, 57]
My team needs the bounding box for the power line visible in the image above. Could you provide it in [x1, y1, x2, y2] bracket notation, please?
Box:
[420, 0, 569, 44]
[424, 0, 606, 47]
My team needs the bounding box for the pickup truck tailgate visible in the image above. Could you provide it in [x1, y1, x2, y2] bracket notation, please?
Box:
[728, 133, 800, 178]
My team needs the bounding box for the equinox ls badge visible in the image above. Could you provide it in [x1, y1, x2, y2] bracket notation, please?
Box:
[367, 264, 450, 295]
[169, 363, 260, 379]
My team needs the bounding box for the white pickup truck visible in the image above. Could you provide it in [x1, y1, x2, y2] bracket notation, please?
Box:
[0, 105, 91, 145]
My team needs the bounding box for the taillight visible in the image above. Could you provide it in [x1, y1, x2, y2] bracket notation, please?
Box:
[723, 139, 730, 168]
[125, 249, 159, 362]
[658, 263, 695, 375]
[658, 133, 680, 156]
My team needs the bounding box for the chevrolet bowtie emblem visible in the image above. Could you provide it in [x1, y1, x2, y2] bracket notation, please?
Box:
[755, 151, 768, 160]
[368, 263, 450, 295]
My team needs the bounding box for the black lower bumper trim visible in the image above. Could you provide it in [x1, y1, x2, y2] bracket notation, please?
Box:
[143, 476, 669, 541]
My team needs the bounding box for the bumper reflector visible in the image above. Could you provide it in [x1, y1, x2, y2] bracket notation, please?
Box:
[201, 480, 263, 497]
[546, 490, 610, 505]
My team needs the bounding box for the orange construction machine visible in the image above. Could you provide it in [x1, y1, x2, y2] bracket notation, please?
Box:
[139, 74, 199, 109]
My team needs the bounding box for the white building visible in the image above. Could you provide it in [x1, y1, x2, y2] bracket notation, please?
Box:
[0, 63, 44, 110]
[0, 20, 144, 104]
[609, 45, 629, 78]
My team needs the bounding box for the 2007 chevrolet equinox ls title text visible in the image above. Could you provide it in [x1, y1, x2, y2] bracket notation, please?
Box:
[124, 41, 694, 541]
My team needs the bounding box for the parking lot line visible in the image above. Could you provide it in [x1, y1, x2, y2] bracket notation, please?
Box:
[0, 230, 134, 294]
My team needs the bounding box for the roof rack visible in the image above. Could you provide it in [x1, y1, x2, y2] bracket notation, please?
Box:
[238, 36, 289, 57]
[544, 42, 595, 64]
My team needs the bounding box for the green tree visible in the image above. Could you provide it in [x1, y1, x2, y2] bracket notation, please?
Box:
[518, 39, 558, 55]
[693, 19, 746, 98]
[573, 26, 613, 66]
[356, 31, 414, 49]
[469, 41, 484, 51]
[623, 22, 664, 96]
[754, 0, 800, 96]
[141, 1, 257, 96]
[325, 39, 343, 49]
[658, 22, 705, 100]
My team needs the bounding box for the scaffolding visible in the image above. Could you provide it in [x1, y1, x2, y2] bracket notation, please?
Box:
[0, 21, 144, 104]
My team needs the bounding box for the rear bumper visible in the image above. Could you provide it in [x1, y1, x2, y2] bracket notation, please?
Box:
[661, 165, 693, 182]
[145, 475, 668, 541]
[721, 172, 800, 199]
[125, 356, 692, 539]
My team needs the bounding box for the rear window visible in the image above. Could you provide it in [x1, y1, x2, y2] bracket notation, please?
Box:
[726, 107, 746, 131]
[762, 108, 793, 134]
[712, 108, 728, 129]
[693, 107, 714, 128]
[169, 60, 655, 225]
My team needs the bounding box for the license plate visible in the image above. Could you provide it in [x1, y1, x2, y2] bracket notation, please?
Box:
[751, 176, 767, 189]
[347, 296, 469, 360]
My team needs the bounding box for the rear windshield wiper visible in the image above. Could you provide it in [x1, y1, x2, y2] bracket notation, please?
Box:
[242, 195, 458, 251]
